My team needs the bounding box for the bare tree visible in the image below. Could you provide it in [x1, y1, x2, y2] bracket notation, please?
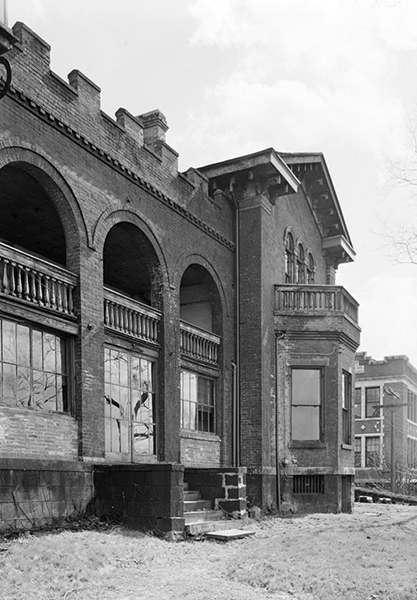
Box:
[385, 124, 417, 264]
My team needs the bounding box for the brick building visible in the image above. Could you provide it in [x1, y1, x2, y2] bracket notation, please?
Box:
[354, 353, 417, 494]
[0, 21, 360, 533]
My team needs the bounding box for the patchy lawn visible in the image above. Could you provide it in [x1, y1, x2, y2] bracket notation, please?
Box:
[0, 503, 416, 600]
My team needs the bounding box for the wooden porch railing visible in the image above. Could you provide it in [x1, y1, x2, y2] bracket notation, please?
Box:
[0, 241, 77, 317]
[104, 287, 161, 345]
[274, 284, 359, 324]
[180, 322, 220, 366]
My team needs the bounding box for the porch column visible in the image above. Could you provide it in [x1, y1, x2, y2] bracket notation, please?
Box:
[157, 285, 181, 463]
[73, 244, 105, 458]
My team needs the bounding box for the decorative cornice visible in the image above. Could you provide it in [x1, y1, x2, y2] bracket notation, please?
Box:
[3, 81, 235, 252]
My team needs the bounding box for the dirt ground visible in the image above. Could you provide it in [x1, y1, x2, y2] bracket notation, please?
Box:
[0, 503, 416, 600]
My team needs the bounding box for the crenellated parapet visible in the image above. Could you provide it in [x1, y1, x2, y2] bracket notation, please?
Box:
[7, 23, 178, 179]
[2, 21, 233, 249]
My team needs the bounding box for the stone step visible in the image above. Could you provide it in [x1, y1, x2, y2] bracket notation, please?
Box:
[183, 499, 213, 512]
[183, 490, 201, 501]
[205, 529, 256, 541]
[186, 519, 245, 535]
[184, 509, 224, 525]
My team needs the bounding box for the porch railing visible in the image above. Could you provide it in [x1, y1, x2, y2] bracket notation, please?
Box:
[104, 287, 161, 345]
[180, 322, 220, 366]
[274, 284, 359, 324]
[0, 241, 77, 317]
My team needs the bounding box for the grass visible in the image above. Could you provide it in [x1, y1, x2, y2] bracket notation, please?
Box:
[0, 503, 416, 599]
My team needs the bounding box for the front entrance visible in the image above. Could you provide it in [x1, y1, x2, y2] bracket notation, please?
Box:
[104, 347, 156, 459]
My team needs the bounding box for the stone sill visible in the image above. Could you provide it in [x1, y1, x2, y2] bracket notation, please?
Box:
[180, 430, 220, 443]
[289, 441, 326, 449]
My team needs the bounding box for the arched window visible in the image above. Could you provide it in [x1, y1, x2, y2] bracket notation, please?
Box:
[307, 252, 315, 284]
[296, 243, 305, 284]
[285, 232, 295, 283]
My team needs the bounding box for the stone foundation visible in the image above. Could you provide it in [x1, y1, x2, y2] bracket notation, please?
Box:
[93, 463, 185, 536]
[0, 458, 94, 532]
[185, 467, 247, 516]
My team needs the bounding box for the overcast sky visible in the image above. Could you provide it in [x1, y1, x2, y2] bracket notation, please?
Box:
[5, 0, 417, 366]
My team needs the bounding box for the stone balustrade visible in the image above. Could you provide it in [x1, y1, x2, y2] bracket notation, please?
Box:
[104, 287, 161, 345]
[274, 284, 359, 324]
[0, 241, 76, 317]
[180, 322, 220, 366]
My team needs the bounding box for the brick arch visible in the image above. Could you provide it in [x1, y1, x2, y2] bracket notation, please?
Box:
[295, 238, 305, 257]
[0, 144, 89, 270]
[283, 226, 295, 247]
[95, 208, 169, 313]
[93, 207, 169, 284]
[174, 253, 229, 336]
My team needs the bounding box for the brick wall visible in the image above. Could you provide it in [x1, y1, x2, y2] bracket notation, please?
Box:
[0, 21, 236, 468]
[180, 433, 221, 467]
[0, 407, 78, 460]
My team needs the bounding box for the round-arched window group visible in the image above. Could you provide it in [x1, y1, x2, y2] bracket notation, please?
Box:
[284, 230, 315, 285]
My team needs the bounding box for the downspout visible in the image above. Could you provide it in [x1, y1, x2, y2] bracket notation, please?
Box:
[231, 360, 237, 467]
[275, 331, 285, 512]
[231, 191, 240, 467]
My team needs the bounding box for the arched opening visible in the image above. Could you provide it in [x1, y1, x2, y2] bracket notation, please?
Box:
[297, 243, 305, 284]
[103, 222, 162, 308]
[285, 231, 295, 283]
[179, 264, 223, 437]
[0, 163, 76, 419]
[103, 222, 163, 459]
[0, 164, 67, 266]
[180, 264, 222, 334]
[307, 252, 315, 284]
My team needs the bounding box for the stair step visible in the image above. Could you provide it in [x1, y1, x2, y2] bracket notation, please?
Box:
[184, 509, 224, 525]
[184, 499, 213, 512]
[186, 520, 243, 535]
[183, 491, 201, 501]
[205, 529, 256, 541]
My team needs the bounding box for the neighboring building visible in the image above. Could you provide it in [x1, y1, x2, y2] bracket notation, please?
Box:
[0, 22, 360, 534]
[354, 352, 417, 494]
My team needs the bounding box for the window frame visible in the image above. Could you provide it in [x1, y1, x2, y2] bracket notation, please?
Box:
[354, 387, 362, 418]
[180, 369, 217, 434]
[0, 317, 73, 414]
[365, 436, 381, 468]
[104, 344, 157, 456]
[354, 436, 362, 467]
[306, 252, 315, 284]
[285, 231, 295, 284]
[296, 243, 306, 284]
[365, 386, 381, 418]
[291, 367, 323, 442]
[342, 370, 352, 445]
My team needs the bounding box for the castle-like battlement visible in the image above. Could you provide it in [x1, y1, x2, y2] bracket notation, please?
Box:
[2, 21, 234, 244]
[8, 22, 181, 189]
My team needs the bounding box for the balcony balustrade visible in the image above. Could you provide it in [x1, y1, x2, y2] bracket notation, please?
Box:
[180, 322, 220, 366]
[0, 241, 77, 317]
[104, 287, 161, 345]
[274, 284, 359, 324]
